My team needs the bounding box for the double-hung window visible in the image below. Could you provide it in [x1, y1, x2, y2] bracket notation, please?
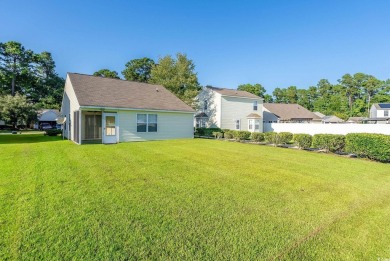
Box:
[385, 110, 389, 117]
[137, 114, 158, 132]
[253, 101, 258, 111]
[254, 120, 260, 130]
[204, 100, 208, 111]
[248, 119, 254, 130]
[235, 119, 240, 130]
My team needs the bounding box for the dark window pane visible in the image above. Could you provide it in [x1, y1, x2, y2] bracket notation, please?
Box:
[137, 123, 147, 132]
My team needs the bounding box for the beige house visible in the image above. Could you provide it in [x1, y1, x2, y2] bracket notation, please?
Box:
[195, 86, 263, 132]
[60, 73, 194, 144]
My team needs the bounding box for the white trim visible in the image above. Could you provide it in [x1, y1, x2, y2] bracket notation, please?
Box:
[79, 110, 82, 145]
[79, 106, 194, 114]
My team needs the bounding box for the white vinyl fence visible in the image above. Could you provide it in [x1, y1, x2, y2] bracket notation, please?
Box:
[264, 123, 390, 135]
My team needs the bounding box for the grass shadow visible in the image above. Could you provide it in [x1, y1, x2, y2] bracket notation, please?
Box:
[0, 134, 64, 144]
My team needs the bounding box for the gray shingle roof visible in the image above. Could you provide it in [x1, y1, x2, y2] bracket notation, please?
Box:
[263, 103, 321, 121]
[68, 73, 194, 112]
[207, 86, 260, 99]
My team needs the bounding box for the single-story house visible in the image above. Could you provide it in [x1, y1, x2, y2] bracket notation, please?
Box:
[195, 86, 263, 132]
[263, 103, 321, 123]
[35, 109, 60, 129]
[60, 73, 195, 144]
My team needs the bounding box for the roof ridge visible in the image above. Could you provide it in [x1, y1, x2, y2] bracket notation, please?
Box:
[67, 72, 163, 87]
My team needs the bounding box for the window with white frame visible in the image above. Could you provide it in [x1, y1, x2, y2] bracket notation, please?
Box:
[235, 119, 240, 130]
[204, 100, 208, 111]
[253, 101, 258, 111]
[196, 118, 207, 128]
[385, 110, 389, 117]
[248, 119, 254, 130]
[137, 114, 157, 132]
[255, 119, 260, 130]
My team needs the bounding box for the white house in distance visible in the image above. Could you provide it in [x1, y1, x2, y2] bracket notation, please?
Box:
[263, 103, 321, 123]
[370, 103, 390, 123]
[60, 73, 194, 144]
[35, 109, 60, 129]
[195, 86, 263, 132]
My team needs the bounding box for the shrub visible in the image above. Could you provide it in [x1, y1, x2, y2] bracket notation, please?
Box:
[293, 134, 312, 149]
[212, 131, 223, 139]
[224, 130, 234, 139]
[312, 134, 345, 153]
[45, 129, 62, 136]
[195, 128, 222, 137]
[233, 130, 251, 141]
[345, 133, 390, 162]
[264, 132, 279, 145]
[278, 132, 293, 145]
[251, 132, 265, 142]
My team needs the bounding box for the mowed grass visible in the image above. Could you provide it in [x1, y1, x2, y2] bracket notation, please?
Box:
[1, 135, 390, 260]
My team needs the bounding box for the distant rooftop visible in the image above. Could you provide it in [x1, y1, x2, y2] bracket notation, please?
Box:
[264, 103, 321, 121]
[207, 86, 260, 99]
[374, 103, 390, 109]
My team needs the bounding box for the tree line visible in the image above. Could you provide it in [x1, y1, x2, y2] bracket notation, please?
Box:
[1, 40, 389, 128]
[237, 74, 390, 120]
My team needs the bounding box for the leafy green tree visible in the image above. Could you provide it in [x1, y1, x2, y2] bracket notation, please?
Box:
[263, 94, 273, 103]
[33, 52, 65, 107]
[149, 53, 200, 107]
[122, 57, 155, 82]
[0, 93, 36, 128]
[237, 83, 266, 97]
[362, 75, 382, 115]
[339, 73, 360, 113]
[272, 87, 287, 103]
[0, 41, 33, 96]
[93, 69, 120, 79]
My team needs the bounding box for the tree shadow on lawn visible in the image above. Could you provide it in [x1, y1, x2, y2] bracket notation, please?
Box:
[0, 134, 63, 144]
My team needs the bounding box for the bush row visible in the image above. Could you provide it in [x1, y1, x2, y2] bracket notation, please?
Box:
[197, 128, 390, 162]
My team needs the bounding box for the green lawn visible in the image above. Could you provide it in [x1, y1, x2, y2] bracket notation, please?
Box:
[1, 135, 390, 260]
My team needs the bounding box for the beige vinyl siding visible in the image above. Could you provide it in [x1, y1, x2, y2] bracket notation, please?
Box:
[221, 96, 263, 131]
[119, 110, 194, 142]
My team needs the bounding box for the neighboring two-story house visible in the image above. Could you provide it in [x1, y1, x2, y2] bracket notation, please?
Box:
[370, 103, 390, 123]
[195, 86, 263, 132]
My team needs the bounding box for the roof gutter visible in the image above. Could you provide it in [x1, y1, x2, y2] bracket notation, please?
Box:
[79, 106, 195, 114]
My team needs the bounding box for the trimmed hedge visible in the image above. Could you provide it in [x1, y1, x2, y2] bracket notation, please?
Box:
[264, 132, 278, 145]
[251, 132, 265, 142]
[278, 132, 293, 145]
[233, 130, 251, 141]
[293, 134, 312, 149]
[195, 128, 222, 137]
[224, 130, 234, 139]
[312, 134, 345, 153]
[345, 133, 390, 162]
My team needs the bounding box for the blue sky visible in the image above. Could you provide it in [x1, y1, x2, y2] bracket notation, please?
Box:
[2, 0, 390, 94]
